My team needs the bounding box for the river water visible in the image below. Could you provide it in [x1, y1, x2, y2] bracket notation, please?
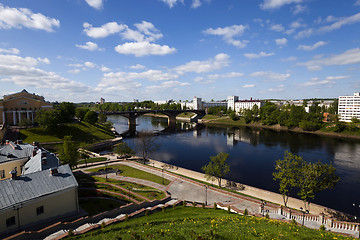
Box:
[108, 115, 360, 215]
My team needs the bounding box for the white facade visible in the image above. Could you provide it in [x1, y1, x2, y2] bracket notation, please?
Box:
[338, 92, 360, 122]
[180, 97, 227, 110]
[227, 96, 239, 111]
[228, 96, 264, 114]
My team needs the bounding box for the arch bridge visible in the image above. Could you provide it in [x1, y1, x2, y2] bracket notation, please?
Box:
[101, 109, 206, 127]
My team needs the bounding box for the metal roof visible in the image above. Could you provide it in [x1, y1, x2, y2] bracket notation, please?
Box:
[23, 149, 59, 175]
[0, 142, 34, 163]
[0, 165, 78, 210]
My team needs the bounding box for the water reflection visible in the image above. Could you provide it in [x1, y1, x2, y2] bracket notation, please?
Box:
[108, 115, 360, 215]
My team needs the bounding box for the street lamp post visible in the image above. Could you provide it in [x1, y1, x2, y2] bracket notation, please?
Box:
[300, 207, 309, 226]
[13, 203, 23, 232]
[105, 159, 108, 182]
[260, 200, 267, 217]
[162, 168, 164, 185]
[204, 185, 208, 205]
[353, 203, 359, 222]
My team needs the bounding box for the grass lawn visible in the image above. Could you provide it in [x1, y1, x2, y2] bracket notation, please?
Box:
[202, 114, 228, 120]
[86, 164, 171, 185]
[69, 206, 354, 240]
[79, 198, 125, 216]
[18, 122, 115, 143]
[75, 173, 166, 200]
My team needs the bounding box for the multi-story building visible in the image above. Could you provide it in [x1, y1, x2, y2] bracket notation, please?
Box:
[180, 97, 227, 110]
[0, 90, 53, 126]
[227, 96, 265, 114]
[338, 92, 360, 122]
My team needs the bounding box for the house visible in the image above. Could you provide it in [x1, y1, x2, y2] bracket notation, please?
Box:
[0, 89, 53, 126]
[0, 165, 79, 235]
[0, 141, 79, 235]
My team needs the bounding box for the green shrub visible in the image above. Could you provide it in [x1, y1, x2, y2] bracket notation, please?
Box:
[243, 208, 248, 216]
[227, 206, 231, 213]
[145, 209, 149, 216]
[202, 203, 205, 209]
[192, 201, 196, 208]
[319, 224, 326, 231]
[183, 200, 186, 207]
[213, 202, 217, 209]
[68, 229, 74, 237]
[125, 213, 129, 221]
[265, 213, 270, 219]
[162, 206, 165, 212]
[101, 221, 106, 229]
[291, 218, 298, 225]
[173, 204, 176, 210]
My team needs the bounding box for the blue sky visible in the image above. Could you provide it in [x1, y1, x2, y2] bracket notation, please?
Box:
[0, 0, 360, 102]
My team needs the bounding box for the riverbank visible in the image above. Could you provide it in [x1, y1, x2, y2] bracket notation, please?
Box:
[146, 158, 333, 216]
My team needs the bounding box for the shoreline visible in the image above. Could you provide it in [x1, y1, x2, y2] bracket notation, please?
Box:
[145, 113, 360, 140]
[146, 158, 333, 216]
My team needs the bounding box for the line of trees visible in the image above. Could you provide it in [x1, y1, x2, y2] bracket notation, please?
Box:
[240, 100, 339, 131]
[96, 101, 184, 112]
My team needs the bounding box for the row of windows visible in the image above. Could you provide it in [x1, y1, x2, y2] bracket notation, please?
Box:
[6, 206, 44, 228]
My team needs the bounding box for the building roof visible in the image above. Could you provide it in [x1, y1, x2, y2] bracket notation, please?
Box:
[0, 142, 34, 164]
[23, 149, 59, 175]
[0, 165, 78, 211]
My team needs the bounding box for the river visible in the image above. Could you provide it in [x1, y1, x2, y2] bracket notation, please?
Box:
[108, 115, 360, 216]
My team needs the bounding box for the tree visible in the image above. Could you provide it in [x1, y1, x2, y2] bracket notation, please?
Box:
[273, 151, 340, 210]
[75, 108, 89, 121]
[351, 117, 360, 123]
[273, 151, 305, 207]
[114, 142, 135, 159]
[202, 152, 230, 187]
[297, 161, 339, 210]
[57, 102, 76, 122]
[98, 113, 107, 123]
[84, 110, 98, 125]
[36, 109, 62, 131]
[58, 136, 79, 169]
[136, 130, 158, 164]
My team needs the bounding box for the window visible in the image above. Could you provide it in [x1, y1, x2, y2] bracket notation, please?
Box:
[0, 170, 5, 179]
[6, 216, 15, 227]
[36, 206, 44, 215]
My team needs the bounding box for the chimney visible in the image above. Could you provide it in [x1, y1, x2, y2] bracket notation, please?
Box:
[50, 168, 58, 176]
[6, 140, 9, 145]
[250, 97, 253, 101]
[9, 169, 17, 179]
[41, 152, 47, 165]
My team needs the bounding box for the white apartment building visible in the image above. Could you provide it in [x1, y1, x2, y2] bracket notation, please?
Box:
[181, 97, 227, 110]
[338, 92, 360, 122]
[227, 96, 265, 114]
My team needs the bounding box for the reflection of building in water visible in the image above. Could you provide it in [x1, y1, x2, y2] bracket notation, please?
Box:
[226, 128, 260, 146]
[193, 129, 201, 138]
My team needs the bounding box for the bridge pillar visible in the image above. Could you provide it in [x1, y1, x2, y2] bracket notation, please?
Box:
[128, 117, 136, 127]
[168, 116, 177, 126]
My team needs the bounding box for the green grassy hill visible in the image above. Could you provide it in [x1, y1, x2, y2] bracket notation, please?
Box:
[18, 122, 115, 143]
[69, 206, 354, 240]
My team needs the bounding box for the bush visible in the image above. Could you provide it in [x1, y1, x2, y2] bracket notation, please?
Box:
[299, 120, 321, 131]
[68, 229, 74, 237]
[319, 224, 326, 231]
[291, 218, 298, 225]
[213, 202, 217, 209]
[145, 209, 149, 216]
[192, 201, 196, 208]
[229, 112, 239, 121]
[101, 221, 106, 229]
[265, 213, 270, 219]
[334, 122, 346, 133]
[243, 208, 248, 216]
[162, 206, 165, 212]
[183, 200, 186, 207]
[202, 203, 205, 209]
[227, 206, 231, 213]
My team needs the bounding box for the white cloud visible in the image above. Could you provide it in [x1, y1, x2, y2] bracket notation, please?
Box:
[147, 81, 190, 90]
[203, 25, 248, 48]
[160, 0, 183, 8]
[289, 19, 306, 29]
[0, 3, 60, 32]
[260, 0, 302, 10]
[0, 47, 20, 54]
[115, 42, 176, 57]
[207, 72, 244, 80]
[68, 61, 97, 73]
[84, 61, 96, 68]
[356, 0, 360, 6]
[174, 53, 230, 74]
[301, 76, 350, 87]
[0, 53, 89, 92]
[194, 76, 214, 84]
[130, 64, 146, 70]
[75, 41, 104, 51]
[268, 84, 285, 92]
[319, 12, 360, 33]
[160, 0, 207, 8]
[250, 71, 291, 81]
[292, 4, 307, 15]
[269, 24, 284, 32]
[243, 51, 274, 59]
[275, 38, 287, 46]
[100, 66, 111, 72]
[243, 84, 255, 88]
[83, 22, 126, 38]
[68, 69, 81, 74]
[299, 48, 360, 71]
[295, 28, 314, 39]
[85, 0, 103, 10]
[297, 41, 327, 51]
[122, 21, 163, 42]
